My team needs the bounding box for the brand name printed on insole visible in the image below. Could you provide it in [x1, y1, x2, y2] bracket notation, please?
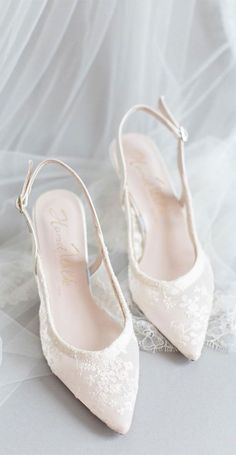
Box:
[49, 207, 80, 286]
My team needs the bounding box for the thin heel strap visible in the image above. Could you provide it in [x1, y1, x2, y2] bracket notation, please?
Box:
[116, 96, 198, 253]
[117, 96, 188, 190]
[16, 159, 105, 260]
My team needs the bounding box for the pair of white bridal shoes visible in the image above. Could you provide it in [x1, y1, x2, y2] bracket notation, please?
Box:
[16, 98, 214, 434]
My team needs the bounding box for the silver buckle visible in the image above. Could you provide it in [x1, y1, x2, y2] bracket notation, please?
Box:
[179, 126, 188, 143]
[16, 195, 24, 213]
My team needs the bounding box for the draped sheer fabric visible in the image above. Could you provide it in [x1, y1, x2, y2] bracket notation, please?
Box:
[1, 0, 236, 405]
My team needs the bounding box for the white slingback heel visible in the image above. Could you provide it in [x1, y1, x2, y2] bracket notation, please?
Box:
[16, 159, 139, 434]
[110, 97, 214, 361]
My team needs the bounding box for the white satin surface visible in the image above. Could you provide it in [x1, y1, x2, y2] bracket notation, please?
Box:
[0, 0, 236, 406]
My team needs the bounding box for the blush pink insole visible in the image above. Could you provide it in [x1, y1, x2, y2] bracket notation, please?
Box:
[34, 189, 122, 351]
[115, 133, 196, 280]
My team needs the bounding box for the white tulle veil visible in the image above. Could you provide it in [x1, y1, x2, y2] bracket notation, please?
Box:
[1, 0, 236, 405]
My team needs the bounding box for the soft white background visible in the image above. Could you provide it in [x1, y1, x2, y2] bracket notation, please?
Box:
[1, 0, 236, 406]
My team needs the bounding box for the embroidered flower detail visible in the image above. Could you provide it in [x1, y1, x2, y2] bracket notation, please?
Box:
[129, 254, 214, 358]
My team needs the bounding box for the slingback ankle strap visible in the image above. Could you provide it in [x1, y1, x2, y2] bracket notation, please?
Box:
[117, 96, 188, 190]
[116, 96, 198, 253]
[16, 159, 128, 318]
[16, 159, 103, 232]
[16, 158, 106, 261]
